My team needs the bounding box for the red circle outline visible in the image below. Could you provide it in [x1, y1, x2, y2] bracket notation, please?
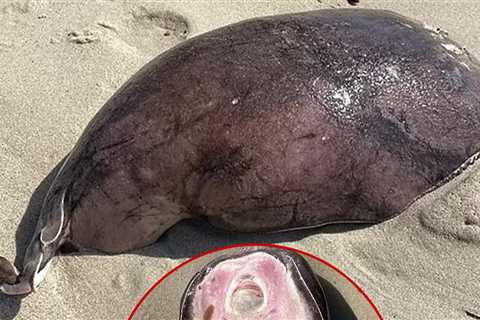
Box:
[128, 243, 384, 320]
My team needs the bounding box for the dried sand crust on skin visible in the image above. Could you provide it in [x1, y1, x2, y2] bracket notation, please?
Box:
[0, 1, 479, 320]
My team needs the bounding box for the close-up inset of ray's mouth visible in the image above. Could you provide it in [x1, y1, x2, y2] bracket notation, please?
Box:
[179, 249, 331, 320]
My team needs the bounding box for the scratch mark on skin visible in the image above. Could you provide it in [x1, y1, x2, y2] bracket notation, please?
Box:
[98, 184, 117, 204]
[118, 203, 146, 223]
[97, 137, 136, 153]
[253, 170, 274, 189]
[297, 133, 318, 140]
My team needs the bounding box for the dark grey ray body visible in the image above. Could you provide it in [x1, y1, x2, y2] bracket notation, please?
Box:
[1, 9, 480, 294]
[179, 248, 329, 320]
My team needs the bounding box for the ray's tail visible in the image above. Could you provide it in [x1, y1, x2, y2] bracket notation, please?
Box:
[0, 228, 59, 295]
[0, 187, 67, 296]
[0, 256, 19, 288]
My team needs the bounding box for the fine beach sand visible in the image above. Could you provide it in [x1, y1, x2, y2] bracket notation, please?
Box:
[0, 1, 479, 319]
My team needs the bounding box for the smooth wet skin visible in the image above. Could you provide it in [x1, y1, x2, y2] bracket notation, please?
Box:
[179, 248, 329, 320]
[1, 9, 480, 295]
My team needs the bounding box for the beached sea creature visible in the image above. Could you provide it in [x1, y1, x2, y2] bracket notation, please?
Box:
[179, 248, 329, 320]
[1, 9, 480, 295]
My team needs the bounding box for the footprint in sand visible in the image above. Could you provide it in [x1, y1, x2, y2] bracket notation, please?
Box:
[62, 6, 189, 57]
[419, 160, 480, 243]
[93, 6, 191, 59]
[131, 6, 190, 40]
[67, 30, 99, 44]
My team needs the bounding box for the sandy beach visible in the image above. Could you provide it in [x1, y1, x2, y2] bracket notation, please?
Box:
[0, 1, 479, 319]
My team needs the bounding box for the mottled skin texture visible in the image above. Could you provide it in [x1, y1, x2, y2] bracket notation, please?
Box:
[1, 9, 480, 294]
[179, 248, 329, 320]
[63, 9, 480, 252]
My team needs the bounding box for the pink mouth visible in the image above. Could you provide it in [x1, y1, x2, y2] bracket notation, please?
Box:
[229, 279, 264, 315]
[187, 251, 315, 320]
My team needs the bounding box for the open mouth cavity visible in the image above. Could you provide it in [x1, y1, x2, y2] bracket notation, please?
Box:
[229, 279, 265, 316]
[189, 251, 313, 320]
